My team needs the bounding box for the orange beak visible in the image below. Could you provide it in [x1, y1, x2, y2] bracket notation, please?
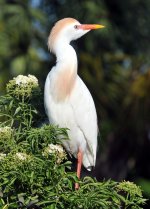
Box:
[79, 24, 105, 30]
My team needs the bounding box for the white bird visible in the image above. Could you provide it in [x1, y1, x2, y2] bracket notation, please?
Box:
[44, 18, 104, 189]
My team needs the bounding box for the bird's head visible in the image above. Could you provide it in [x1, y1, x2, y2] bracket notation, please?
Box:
[48, 18, 105, 53]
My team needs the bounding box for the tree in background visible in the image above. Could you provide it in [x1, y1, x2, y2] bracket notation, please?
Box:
[0, 0, 47, 92]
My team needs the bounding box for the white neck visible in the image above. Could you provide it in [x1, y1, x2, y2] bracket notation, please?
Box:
[55, 41, 77, 69]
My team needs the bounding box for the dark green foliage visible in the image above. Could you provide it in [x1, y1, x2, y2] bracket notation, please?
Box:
[0, 0, 47, 92]
[0, 76, 146, 209]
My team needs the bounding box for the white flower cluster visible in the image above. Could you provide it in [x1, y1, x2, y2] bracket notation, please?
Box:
[0, 152, 30, 163]
[0, 126, 12, 133]
[43, 144, 66, 164]
[0, 153, 6, 161]
[6, 74, 40, 98]
[0, 126, 13, 139]
[48, 144, 64, 153]
[14, 74, 38, 87]
[15, 152, 28, 161]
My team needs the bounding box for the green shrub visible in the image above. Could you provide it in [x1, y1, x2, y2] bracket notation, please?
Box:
[0, 75, 146, 208]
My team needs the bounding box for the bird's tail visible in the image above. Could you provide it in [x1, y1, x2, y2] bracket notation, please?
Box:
[82, 148, 96, 171]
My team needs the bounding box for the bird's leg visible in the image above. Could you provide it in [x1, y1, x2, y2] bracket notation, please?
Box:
[75, 149, 83, 190]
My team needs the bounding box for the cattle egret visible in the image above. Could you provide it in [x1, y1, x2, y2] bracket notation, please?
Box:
[44, 18, 104, 189]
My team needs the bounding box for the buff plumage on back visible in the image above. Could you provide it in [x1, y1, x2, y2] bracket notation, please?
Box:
[48, 18, 78, 53]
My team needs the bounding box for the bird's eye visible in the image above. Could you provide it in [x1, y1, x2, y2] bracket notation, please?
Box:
[74, 25, 79, 29]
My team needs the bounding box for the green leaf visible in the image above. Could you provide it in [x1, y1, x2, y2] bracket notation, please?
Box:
[14, 106, 21, 116]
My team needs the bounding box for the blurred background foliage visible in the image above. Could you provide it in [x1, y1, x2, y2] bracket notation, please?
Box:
[0, 0, 150, 207]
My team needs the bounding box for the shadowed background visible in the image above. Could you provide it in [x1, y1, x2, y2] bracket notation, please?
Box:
[0, 0, 150, 207]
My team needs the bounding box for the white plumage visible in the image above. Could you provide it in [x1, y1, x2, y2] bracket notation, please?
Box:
[44, 18, 104, 186]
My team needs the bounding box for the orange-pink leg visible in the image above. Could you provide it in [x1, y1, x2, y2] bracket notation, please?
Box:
[75, 149, 83, 190]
